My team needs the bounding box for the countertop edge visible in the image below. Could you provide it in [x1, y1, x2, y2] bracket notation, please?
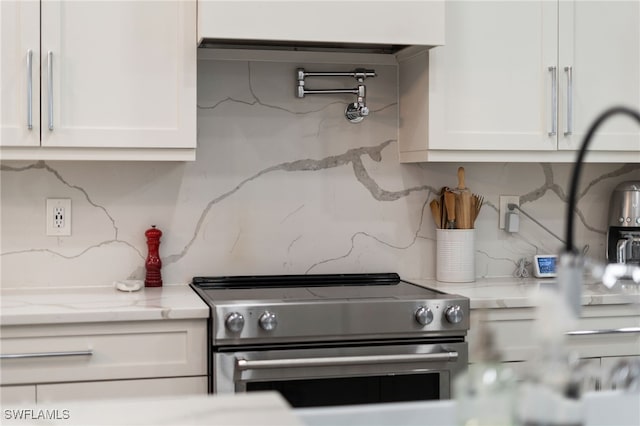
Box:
[0, 284, 210, 326]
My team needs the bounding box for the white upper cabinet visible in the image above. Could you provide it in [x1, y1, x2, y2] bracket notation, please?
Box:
[198, 1, 444, 48]
[558, 0, 640, 152]
[428, 1, 558, 153]
[402, 0, 640, 162]
[0, 0, 196, 161]
[0, 0, 40, 148]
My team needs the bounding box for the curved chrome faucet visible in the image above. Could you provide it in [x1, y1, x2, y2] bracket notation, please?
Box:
[560, 107, 640, 317]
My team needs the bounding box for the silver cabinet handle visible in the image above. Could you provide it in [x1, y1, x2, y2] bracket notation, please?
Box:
[26, 49, 33, 130]
[236, 351, 459, 371]
[0, 350, 93, 360]
[564, 66, 573, 136]
[548, 66, 557, 136]
[567, 327, 640, 336]
[47, 51, 54, 130]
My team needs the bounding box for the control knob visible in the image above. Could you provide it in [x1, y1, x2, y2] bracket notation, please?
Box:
[415, 306, 434, 326]
[444, 305, 464, 324]
[259, 311, 278, 331]
[225, 312, 245, 333]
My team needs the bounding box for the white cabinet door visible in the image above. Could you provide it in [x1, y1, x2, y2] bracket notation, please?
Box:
[418, 0, 639, 162]
[501, 359, 600, 392]
[558, 1, 640, 152]
[600, 355, 640, 390]
[40, 1, 196, 149]
[0, 0, 40, 147]
[0, 385, 36, 405]
[37, 377, 207, 403]
[428, 1, 558, 152]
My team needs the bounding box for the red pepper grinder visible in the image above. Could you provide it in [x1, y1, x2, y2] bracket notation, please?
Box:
[145, 225, 163, 287]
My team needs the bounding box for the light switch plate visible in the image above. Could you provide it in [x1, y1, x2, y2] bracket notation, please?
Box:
[46, 198, 71, 236]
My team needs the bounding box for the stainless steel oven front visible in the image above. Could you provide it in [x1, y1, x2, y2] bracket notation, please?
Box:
[213, 340, 468, 408]
[191, 273, 470, 408]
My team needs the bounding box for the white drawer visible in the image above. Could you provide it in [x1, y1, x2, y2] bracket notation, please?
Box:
[0, 320, 206, 385]
[566, 316, 640, 359]
[469, 305, 640, 362]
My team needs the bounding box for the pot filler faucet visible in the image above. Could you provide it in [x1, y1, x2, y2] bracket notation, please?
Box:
[296, 68, 376, 123]
[559, 106, 640, 318]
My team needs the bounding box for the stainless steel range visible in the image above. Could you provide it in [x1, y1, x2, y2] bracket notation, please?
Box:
[190, 273, 469, 408]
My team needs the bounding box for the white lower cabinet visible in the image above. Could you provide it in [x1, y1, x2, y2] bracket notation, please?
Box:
[600, 355, 640, 391]
[36, 377, 207, 403]
[0, 385, 36, 405]
[0, 319, 207, 404]
[1, 377, 207, 405]
[500, 359, 601, 392]
[469, 304, 640, 392]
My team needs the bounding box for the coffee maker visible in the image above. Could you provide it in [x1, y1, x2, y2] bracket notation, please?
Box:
[607, 181, 640, 265]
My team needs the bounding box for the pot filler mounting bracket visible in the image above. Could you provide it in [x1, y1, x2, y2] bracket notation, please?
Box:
[296, 68, 376, 123]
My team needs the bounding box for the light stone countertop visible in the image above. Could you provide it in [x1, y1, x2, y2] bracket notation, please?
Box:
[1, 392, 302, 426]
[297, 391, 640, 426]
[408, 277, 640, 309]
[1, 278, 638, 326]
[0, 284, 209, 326]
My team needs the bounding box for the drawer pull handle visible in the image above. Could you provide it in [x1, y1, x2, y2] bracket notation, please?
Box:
[566, 327, 640, 336]
[0, 350, 93, 360]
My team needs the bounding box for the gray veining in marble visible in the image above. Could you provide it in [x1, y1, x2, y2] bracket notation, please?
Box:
[1, 57, 638, 287]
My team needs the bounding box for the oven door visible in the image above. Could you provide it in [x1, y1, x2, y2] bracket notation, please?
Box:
[213, 341, 467, 408]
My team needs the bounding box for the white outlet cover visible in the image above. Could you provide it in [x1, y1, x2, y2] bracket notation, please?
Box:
[46, 198, 72, 236]
[499, 195, 519, 230]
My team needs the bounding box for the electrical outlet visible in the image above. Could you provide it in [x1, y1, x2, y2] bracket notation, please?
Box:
[46, 198, 71, 236]
[499, 195, 520, 229]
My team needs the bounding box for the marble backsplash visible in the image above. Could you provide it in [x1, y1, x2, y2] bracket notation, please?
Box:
[1, 54, 638, 288]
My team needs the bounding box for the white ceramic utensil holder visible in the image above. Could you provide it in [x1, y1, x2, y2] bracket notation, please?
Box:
[436, 229, 475, 282]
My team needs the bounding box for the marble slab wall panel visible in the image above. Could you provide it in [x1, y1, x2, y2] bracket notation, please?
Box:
[1, 58, 638, 288]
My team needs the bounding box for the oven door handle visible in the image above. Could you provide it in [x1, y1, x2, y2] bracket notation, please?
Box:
[235, 351, 459, 371]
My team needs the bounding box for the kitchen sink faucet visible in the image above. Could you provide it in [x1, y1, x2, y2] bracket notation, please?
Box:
[559, 106, 640, 318]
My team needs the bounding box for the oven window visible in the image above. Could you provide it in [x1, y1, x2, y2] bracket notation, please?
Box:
[246, 373, 440, 408]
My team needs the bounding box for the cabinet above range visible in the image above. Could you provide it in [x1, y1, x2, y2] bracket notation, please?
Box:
[197, 1, 444, 53]
[0, 0, 196, 161]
